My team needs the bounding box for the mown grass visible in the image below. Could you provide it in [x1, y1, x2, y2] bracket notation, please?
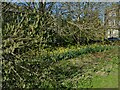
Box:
[92, 70, 118, 88]
[91, 50, 118, 88]
[29, 45, 118, 88]
[47, 46, 118, 88]
[3, 44, 119, 89]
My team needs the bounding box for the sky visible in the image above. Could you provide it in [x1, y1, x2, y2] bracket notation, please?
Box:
[4, 1, 119, 23]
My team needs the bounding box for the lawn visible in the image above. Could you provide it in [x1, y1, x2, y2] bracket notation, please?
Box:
[45, 45, 118, 88]
[3, 44, 119, 89]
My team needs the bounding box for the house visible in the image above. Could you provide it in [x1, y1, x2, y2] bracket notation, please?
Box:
[104, 4, 120, 39]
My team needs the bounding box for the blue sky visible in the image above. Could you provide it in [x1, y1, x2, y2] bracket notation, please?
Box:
[9, 1, 119, 23]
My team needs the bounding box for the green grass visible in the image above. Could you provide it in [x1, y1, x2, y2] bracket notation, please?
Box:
[92, 69, 118, 88]
[91, 53, 118, 88]
[3, 44, 119, 89]
[45, 46, 119, 88]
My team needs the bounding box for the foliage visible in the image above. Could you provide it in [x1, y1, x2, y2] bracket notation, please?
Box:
[2, 2, 57, 60]
[2, 44, 117, 89]
[2, 2, 119, 89]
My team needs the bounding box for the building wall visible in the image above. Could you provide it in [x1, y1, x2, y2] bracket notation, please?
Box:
[107, 29, 119, 38]
[105, 5, 119, 38]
